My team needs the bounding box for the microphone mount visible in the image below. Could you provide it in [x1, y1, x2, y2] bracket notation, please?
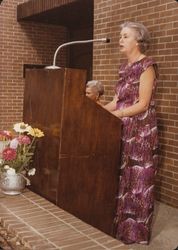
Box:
[45, 38, 110, 69]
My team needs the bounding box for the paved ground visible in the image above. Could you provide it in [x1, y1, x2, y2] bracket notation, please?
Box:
[0, 189, 177, 250]
[0, 189, 131, 250]
[132, 201, 178, 250]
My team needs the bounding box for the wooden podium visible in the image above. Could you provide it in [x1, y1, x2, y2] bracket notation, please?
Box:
[23, 68, 121, 236]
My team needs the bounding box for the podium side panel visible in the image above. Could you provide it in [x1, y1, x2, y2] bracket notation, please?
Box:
[57, 68, 121, 236]
[23, 69, 65, 203]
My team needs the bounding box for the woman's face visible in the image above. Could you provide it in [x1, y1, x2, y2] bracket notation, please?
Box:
[86, 87, 98, 101]
[119, 27, 138, 54]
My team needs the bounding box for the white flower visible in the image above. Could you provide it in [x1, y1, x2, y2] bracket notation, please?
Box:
[28, 168, 36, 176]
[10, 138, 19, 149]
[6, 168, 16, 175]
[4, 165, 10, 170]
[13, 122, 31, 133]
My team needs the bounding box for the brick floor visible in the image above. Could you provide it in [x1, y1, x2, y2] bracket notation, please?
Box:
[0, 189, 133, 250]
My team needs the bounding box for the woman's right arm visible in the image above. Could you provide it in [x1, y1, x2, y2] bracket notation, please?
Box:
[103, 95, 118, 112]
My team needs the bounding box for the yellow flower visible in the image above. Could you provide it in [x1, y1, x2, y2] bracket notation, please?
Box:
[28, 128, 44, 138]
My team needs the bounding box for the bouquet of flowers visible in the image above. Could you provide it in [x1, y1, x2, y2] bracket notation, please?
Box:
[0, 122, 44, 184]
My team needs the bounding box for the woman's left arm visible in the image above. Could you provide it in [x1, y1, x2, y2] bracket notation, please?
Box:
[112, 66, 156, 118]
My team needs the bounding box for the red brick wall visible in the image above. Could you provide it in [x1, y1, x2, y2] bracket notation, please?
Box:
[93, 0, 178, 208]
[0, 0, 68, 129]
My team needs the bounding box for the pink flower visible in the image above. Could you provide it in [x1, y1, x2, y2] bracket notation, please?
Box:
[17, 135, 31, 145]
[0, 130, 12, 141]
[2, 147, 17, 161]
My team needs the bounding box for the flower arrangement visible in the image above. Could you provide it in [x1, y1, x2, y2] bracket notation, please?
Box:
[0, 122, 44, 184]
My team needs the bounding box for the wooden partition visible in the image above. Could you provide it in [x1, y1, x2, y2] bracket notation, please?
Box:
[23, 68, 121, 236]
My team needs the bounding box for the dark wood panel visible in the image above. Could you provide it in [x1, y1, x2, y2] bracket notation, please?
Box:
[23, 69, 65, 202]
[17, 0, 93, 28]
[17, 0, 74, 18]
[23, 68, 121, 236]
[57, 155, 119, 234]
[57, 68, 121, 235]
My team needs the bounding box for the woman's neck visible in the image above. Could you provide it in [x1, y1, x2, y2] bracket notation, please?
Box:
[127, 51, 145, 65]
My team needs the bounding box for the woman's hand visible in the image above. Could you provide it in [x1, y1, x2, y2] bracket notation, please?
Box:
[103, 95, 118, 112]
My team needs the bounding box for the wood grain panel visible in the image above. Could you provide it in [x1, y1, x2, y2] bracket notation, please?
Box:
[23, 68, 121, 236]
[17, 0, 93, 28]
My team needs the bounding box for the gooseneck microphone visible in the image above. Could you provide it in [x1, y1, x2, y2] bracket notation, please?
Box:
[45, 38, 110, 69]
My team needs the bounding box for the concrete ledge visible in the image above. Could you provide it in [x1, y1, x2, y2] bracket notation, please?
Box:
[0, 189, 132, 250]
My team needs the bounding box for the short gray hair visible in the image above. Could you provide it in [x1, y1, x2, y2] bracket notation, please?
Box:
[120, 21, 151, 53]
[86, 80, 104, 96]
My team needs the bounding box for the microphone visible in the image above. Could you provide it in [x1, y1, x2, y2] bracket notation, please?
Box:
[105, 38, 110, 43]
[45, 38, 110, 69]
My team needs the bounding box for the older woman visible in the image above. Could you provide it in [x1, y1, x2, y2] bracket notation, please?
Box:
[85, 80, 104, 104]
[104, 21, 159, 245]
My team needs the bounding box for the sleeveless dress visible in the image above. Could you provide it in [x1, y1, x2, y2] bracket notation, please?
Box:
[114, 57, 159, 244]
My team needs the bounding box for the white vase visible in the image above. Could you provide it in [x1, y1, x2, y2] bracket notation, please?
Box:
[0, 172, 26, 195]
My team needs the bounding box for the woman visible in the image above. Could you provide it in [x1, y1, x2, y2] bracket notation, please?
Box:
[104, 21, 159, 244]
[86, 80, 104, 104]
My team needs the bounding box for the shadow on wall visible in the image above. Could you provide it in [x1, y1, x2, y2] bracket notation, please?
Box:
[17, 21, 69, 70]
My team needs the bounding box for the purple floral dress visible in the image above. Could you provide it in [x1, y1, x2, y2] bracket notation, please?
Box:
[114, 57, 159, 244]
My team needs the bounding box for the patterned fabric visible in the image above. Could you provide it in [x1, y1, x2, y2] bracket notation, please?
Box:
[114, 57, 159, 245]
